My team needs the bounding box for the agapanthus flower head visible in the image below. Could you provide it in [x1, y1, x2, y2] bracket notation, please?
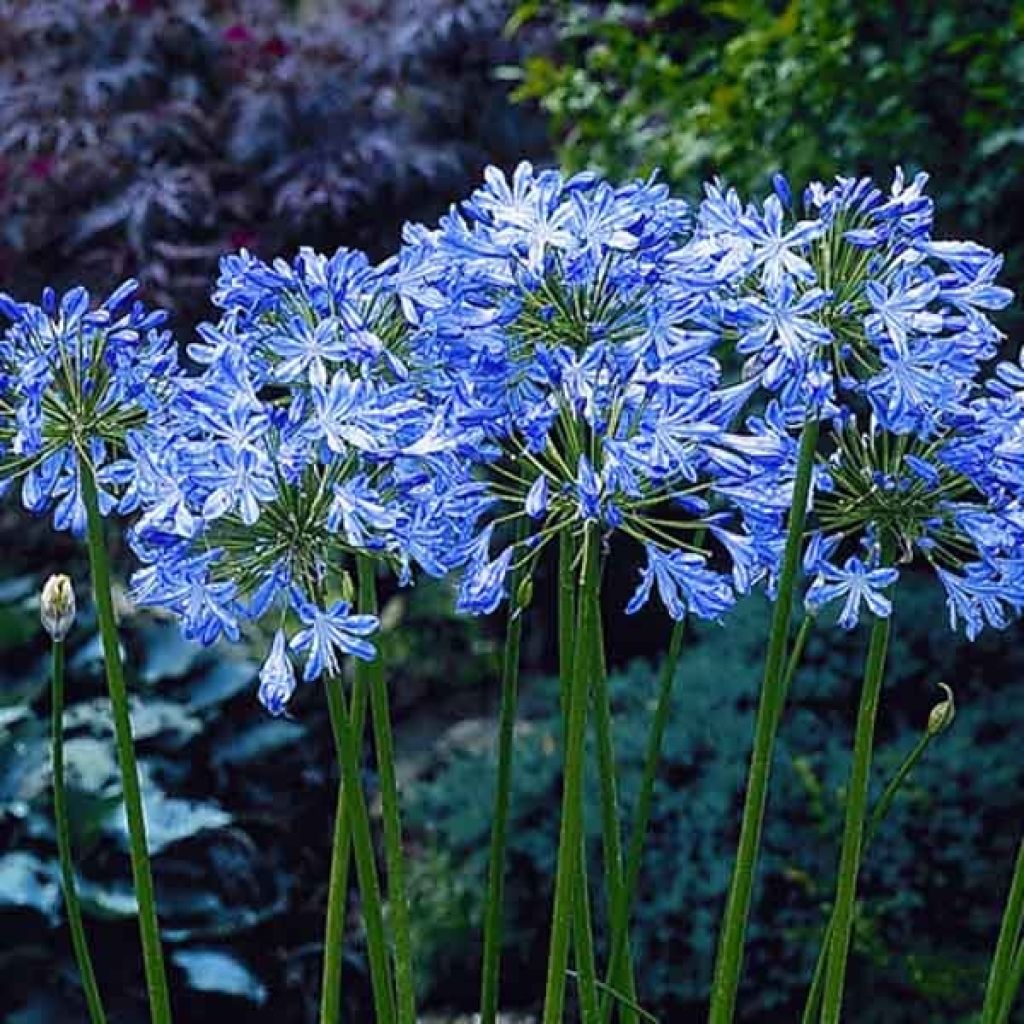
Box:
[400, 162, 789, 620]
[784, 401, 1024, 638]
[130, 246, 472, 715]
[0, 281, 178, 533]
[701, 169, 1013, 432]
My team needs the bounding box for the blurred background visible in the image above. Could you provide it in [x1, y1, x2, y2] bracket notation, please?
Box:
[1, 2, 1023, 1021]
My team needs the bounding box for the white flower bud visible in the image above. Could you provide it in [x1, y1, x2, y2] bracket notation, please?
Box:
[40, 574, 76, 642]
[927, 682, 955, 736]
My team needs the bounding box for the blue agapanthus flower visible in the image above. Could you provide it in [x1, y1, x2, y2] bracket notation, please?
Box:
[775, 400, 1024, 637]
[398, 162, 789, 621]
[0, 281, 179, 534]
[129, 247, 472, 714]
[701, 169, 1012, 432]
[688, 169, 1020, 638]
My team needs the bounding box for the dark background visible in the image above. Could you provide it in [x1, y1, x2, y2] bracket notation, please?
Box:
[1, 2, 1023, 1022]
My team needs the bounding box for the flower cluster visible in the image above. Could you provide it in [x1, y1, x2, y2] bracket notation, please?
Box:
[701, 170, 1011, 431]
[398, 162, 789, 621]
[0, 281, 178, 534]
[692, 170, 1018, 635]
[2, 163, 1017, 714]
[127, 247, 471, 713]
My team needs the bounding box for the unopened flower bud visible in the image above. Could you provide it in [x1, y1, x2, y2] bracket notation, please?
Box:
[40, 574, 76, 641]
[515, 576, 534, 612]
[927, 682, 955, 736]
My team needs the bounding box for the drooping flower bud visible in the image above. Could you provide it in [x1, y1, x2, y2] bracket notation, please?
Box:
[927, 682, 955, 736]
[40, 574, 76, 641]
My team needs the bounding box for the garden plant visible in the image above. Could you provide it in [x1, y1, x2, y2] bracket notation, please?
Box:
[2, 141, 1024, 1024]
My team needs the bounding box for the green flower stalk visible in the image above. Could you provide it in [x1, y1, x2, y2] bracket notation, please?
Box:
[357, 555, 418, 1024]
[43, 575, 108, 1024]
[81, 469, 173, 1024]
[819, 558, 895, 1024]
[318, 666, 369, 1024]
[982, 840, 1024, 1024]
[802, 682, 954, 1023]
[479, 524, 531, 1024]
[542, 529, 602, 1024]
[710, 418, 820, 1023]
[322, 670, 396, 1024]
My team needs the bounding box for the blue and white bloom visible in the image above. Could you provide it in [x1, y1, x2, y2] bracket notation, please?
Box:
[702, 169, 1012, 432]
[0, 281, 179, 533]
[129, 247, 472, 714]
[399, 162, 788, 622]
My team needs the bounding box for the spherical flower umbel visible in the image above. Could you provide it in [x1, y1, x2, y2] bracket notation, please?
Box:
[129, 246, 471, 715]
[782, 397, 1024, 638]
[0, 281, 178, 533]
[700, 169, 1013, 431]
[399, 162, 788, 621]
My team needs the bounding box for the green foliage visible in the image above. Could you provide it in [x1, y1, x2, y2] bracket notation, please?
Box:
[513, 1, 1024, 308]
[406, 575, 1024, 1021]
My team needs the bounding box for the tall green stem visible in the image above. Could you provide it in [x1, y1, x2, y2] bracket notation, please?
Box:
[80, 467, 172, 1024]
[543, 530, 602, 1024]
[323, 672, 396, 1024]
[51, 639, 108, 1024]
[590, 618, 638, 1024]
[802, 730, 932, 1024]
[556, 532, 600, 1020]
[982, 840, 1024, 1023]
[995, 938, 1024, 1024]
[819, 607, 893, 1023]
[357, 555, 417, 1024]
[479, 522, 530, 1024]
[601, 619, 685, 1024]
[319, 661, 370, 1024]
[710, 418, 819, 1024]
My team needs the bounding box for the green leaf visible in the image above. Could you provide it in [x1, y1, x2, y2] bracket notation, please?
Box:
[104, 770, 231, 854]
[173, 948, 268, 1003]
[0, 852, 60, 922]
[211, 720, 305, 768]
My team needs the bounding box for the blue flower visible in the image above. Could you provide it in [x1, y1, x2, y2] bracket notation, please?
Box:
[258, 630, 297, 716]
[129, 244, 472, 709]
[806, 557, 899, 630]
[626, 545, 735, 622]
[399, 162, 780, 620]
[291, 596, 379, 681]
[0, 281, 179, 533]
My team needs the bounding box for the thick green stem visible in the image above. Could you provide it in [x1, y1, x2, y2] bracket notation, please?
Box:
[590, 617, 638, 1024]
[801, 731, 932, 1024]
[51, 639, 108, 1024]
[357, 555, 417, 1024]
[557, 532, 601, 1021]
[543, 531, 602, 1024]
[819, 608, 893, 1023]
[80, 468, 172, 1024]
[995, 938, 1024, 1024]
[572, 843, 602, 1024]
[323, 672, 396, 1024]
[318, 661, 370, 1024]
[983, 841, 1024, 1023]
[479, 522, 530, 1024]
[710, 418, 820, 1024]
[601, 619, 685, 1024]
